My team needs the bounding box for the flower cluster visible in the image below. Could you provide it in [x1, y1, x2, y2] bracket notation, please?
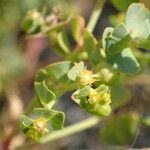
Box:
[33, 118, 48, 133]
[68, 62, 112, 116]
[21, 117, 48, 141]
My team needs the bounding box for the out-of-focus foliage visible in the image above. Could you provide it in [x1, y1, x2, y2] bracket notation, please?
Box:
[110, 84, 130, 109]
[100, 113, 139, 145]
[111, 0, 139, 11]
[0, 0, 76, 93]
[0, 0, 74, 45]
[0, 49, 24, 92]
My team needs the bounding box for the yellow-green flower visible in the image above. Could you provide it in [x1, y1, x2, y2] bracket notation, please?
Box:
[33, 118, 48, 132]
[88, 90, 100, 104]
[80, 69, 95, 85]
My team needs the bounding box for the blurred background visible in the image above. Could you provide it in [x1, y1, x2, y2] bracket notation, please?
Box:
[0, 0, 150, 150]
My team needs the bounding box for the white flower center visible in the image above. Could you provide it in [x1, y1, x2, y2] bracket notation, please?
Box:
[37, 122, 44, 128]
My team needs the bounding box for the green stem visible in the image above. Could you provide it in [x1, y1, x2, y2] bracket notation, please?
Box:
[41, 116, 100, 143]
[87, 0, 106, 33]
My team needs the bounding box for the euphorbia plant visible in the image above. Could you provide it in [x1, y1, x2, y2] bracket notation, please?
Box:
[20, 1, 150, 148]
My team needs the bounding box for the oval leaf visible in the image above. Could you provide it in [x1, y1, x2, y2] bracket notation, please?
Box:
[34, 108, 65, 130]
[70, 15, 85, 42]
[83, 30, 102, 64]
[34, 81, 56, 109]
[108, 48, 141, 74]
[57, 30, 70, 54]
[67, 61, 84, 81]
[126, 3, 150, 39]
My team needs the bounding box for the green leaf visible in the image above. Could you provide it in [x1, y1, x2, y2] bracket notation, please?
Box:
[126, 3, 150, 39]
[47, 21, 67, 33]
[83, 30, 102, 64]
[34, 108, 65, 130]
[125, 3, 150, 50]
[103, 25, 141, 74]
[106, 23, 132, 57]
[67, 61, 84, 81]
[141, 116, 150, 127]
[110, 84, 130, 109]
[22, 18, 34, 32]
[135, 19, 150, 49]
[45, 61, 71, 83]
[79, 85, 91, 97]
[95, 104, 111, 116]
[100, 114, 139, 145]
[70, 15, 85, 42]
[82, 103, 111, 117]
[109, 13, 125, 27]
[83, 29, 97, 50]
[35, 61, 75, 97]
[57, 30, 70, 54]
[20, 115, 33, 134]
[35, 69, 48, 82]
[137, 36, 150, 49]
[96, 84, 109, 93]
[50, 110, 65, 130]
[111, 0, 139, 11]
[34, 81, 56, 109]
[108, 48, 141, 74]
